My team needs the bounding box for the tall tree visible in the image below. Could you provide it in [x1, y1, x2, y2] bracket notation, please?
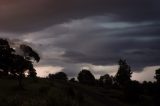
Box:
[115, 59, 132, 86]
[0, 38, 40, 88]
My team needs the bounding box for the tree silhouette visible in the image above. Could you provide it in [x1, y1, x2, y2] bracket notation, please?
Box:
[0, 38, 15, 76]
[99, 74, 113, 87]
[48, 73, 55, 80]
[155, 68, 160, 84]
[115, 59, 132, 86]
[49, 72, 68, 81]
[28, 68, 37, 78]
[153, 68, 160, 105]
[20, 44, 40, 62]
[77, 69, 96, 85]
[69, 78, 76, 83]
[0, 38, 40, 88]
[55, 72, 68, 80]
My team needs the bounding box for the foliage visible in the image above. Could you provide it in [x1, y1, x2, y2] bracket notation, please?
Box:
[69, 78, 76, 83]
[20, 44, 40, 62]
[0, 38, 40, 87]
[155, 68, 160, 83]
[78, 69, 96, 85]
[115, 59, 132, 86]
[99, 74, 113, 87]
[48, 72, 68, 81]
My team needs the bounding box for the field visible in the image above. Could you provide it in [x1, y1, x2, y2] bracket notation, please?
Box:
[0, 78, 155, 106]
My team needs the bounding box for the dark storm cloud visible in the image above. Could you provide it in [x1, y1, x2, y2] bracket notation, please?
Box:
[0, 0, 160, 78]
[2, 16, 159, 72]
[62, 39, 160, 70]
[48, 18, 160, 71]
[0, 0, 160, 32]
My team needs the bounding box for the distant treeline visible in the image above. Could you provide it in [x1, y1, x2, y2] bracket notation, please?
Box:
[48, 59, 160, 104]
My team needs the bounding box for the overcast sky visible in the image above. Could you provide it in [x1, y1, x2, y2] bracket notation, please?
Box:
[0, 0, 160, 82]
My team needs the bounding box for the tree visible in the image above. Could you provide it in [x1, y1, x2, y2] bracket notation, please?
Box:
[155, 68, 160, 83]
[20, 44, 40, 62]
[48, 73, 55, 80]
[77, 69, 96, 85]
[69, 78, 76, 83]
[99, 74, 113, 87]
[0, 38, 15, 76]
[49, 72, 68, 81]
[0, 38, 40, 88]
[115, 59, 132, 86]
[28, 68, 37, 78]
[12, 45, 40, 88]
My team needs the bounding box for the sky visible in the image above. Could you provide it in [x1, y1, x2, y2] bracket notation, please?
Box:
[0, 0, 160, 82]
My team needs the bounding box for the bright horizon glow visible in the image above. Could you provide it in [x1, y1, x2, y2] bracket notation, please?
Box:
[132, 66, 160, 82]
[35, 64, 160, 82]
[35, 66, 64, 77]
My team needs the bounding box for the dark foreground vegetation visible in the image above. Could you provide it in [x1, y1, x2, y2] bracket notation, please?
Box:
[0, 38, 160, 106]
[0, 76, 160, 106]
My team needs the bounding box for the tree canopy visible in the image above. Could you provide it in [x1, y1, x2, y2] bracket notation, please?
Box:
[99, 74, 113, 87]
[155, 68, 160, 83]
[115, 59, 132, 86]
[78, 69, 96, 85]
[0, 38, 40, 87]
[48, 72, 68, 81]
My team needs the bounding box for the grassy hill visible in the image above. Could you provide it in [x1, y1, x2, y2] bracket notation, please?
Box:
[0, 78, 155, 106]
